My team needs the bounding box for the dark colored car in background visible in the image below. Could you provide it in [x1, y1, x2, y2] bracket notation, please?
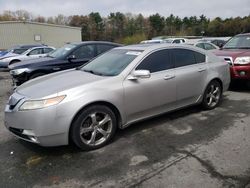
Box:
[9, 41, 122, 86]
[213, 33, 250, 81]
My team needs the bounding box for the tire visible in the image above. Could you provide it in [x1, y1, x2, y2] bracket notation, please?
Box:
[29, 72, 46, 80]
[202, 80, 222, 110]
[70, 105, 117, 150]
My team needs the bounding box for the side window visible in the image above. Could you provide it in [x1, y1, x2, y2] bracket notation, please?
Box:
[204, 43, 216, 50]
[136, 49, 173, 73]
[173, 40, 180, 44]
[172, 49, 196, 68]
[195, 43, 205, 49]
[28, 48, 43, 55]
[97, 45, 114, 55]
[194, 51, 206, 63]
[71, 45, 95, 59]
[44, 48, 54, 54]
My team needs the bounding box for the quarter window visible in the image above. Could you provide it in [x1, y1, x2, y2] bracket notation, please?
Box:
[136, 50, 173, 73]
[194, 51, 206, 63]
[172, 49, 196, 67]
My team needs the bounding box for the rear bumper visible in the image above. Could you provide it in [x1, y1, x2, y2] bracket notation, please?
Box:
[230, 65, 250, 80]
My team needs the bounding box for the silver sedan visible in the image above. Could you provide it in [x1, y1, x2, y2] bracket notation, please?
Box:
[5, 44, 230, 150]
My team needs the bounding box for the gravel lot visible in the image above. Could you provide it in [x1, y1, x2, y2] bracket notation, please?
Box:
[0, 71, 250, 188]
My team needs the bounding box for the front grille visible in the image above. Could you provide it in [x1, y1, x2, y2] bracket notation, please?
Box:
[9, 127, 31, 140]
[223, 57, 233, 66]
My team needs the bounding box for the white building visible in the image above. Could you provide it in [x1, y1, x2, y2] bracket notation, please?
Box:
[0, 21, 81, 49]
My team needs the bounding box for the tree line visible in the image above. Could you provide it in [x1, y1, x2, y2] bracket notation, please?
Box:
[0, 10, 250, 44]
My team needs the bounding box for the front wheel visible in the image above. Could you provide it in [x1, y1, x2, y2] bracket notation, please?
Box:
[70, 105, 117, 150]
[202, 80, 222, 110]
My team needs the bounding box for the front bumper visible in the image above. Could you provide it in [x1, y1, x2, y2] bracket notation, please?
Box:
[10, 72, 28, 87]
[4, 93, 71, 146]
[230, 65, 250, 80]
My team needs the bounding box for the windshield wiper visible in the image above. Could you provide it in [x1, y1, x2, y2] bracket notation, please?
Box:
[82, 69, 105, 76]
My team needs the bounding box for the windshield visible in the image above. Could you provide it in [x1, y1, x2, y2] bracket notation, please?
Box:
[223, 35, 250, 49]
[48, 44, 76, 58]
[81, 49, 142, 76]
[12, 48, 28, 54]
[164, 39, 173, 43]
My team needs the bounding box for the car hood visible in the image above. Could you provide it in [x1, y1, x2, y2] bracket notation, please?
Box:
[0, 52, 18, 60]
[16, 69, 108, 98]
[213, 49, 250, 60]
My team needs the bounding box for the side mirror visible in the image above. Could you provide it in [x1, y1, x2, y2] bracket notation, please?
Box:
[218, 43, 224, 49]
[128, 70, 151, 80]
[67, 55, 76, 62]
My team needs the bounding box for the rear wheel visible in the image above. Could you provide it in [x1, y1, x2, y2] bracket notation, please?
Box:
[70, 105, 117, 150]
[202, 80, 222, 110]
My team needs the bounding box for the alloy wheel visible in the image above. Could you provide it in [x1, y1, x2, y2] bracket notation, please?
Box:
[79, 112, 113, 146]
[205, 84, 221, 108]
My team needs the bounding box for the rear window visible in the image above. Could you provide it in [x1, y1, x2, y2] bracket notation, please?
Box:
[194, 51, 206, 63]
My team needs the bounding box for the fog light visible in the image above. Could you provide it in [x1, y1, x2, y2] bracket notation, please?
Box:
[28, 136, 38, 143]
[239, 71, 246, 76]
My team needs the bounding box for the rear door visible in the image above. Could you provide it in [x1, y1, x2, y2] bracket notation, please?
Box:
[171, 48, 207, 108]
[123, 49, 176, 123]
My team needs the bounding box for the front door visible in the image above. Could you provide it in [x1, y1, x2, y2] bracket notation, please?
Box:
[123, 49, 176, 124]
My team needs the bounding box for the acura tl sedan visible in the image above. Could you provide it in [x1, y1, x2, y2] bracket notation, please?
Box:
[5, 44, 230, 150]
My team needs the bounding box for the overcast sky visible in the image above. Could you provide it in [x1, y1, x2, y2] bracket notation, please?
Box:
[0, 0, 249, 19]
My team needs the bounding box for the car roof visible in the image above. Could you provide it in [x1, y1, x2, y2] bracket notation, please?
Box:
[115, 43, 200, 51]
[13, 44, 45, 49]
[69, 41, 122, 46]
[236, 33, 250, 36]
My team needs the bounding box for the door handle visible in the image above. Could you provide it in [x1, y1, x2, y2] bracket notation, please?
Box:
[198, 68, 206, 72]
[164, 75, 175, 80]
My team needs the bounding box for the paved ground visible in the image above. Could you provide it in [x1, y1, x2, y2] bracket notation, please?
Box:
[0, 70, 250, 188]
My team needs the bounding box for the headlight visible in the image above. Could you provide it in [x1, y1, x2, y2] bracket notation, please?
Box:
[10, 68, 29, 75]
[234, 57, 250, 65]
[19, 95, 66, 111]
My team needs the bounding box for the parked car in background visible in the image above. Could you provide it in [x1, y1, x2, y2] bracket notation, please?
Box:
[140, 38, 187, 44]
[194, 42, 219, 50]
[140, 39, 164, 44]
[163, 38, 187, 44]
[5, 44, 230, 150]
[0, 44, 46, 68]
[198, 39, 227, 47]
[213, 33, 250, 81]
[1, 46, 55, 67]
[9, 41, 122, 86]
